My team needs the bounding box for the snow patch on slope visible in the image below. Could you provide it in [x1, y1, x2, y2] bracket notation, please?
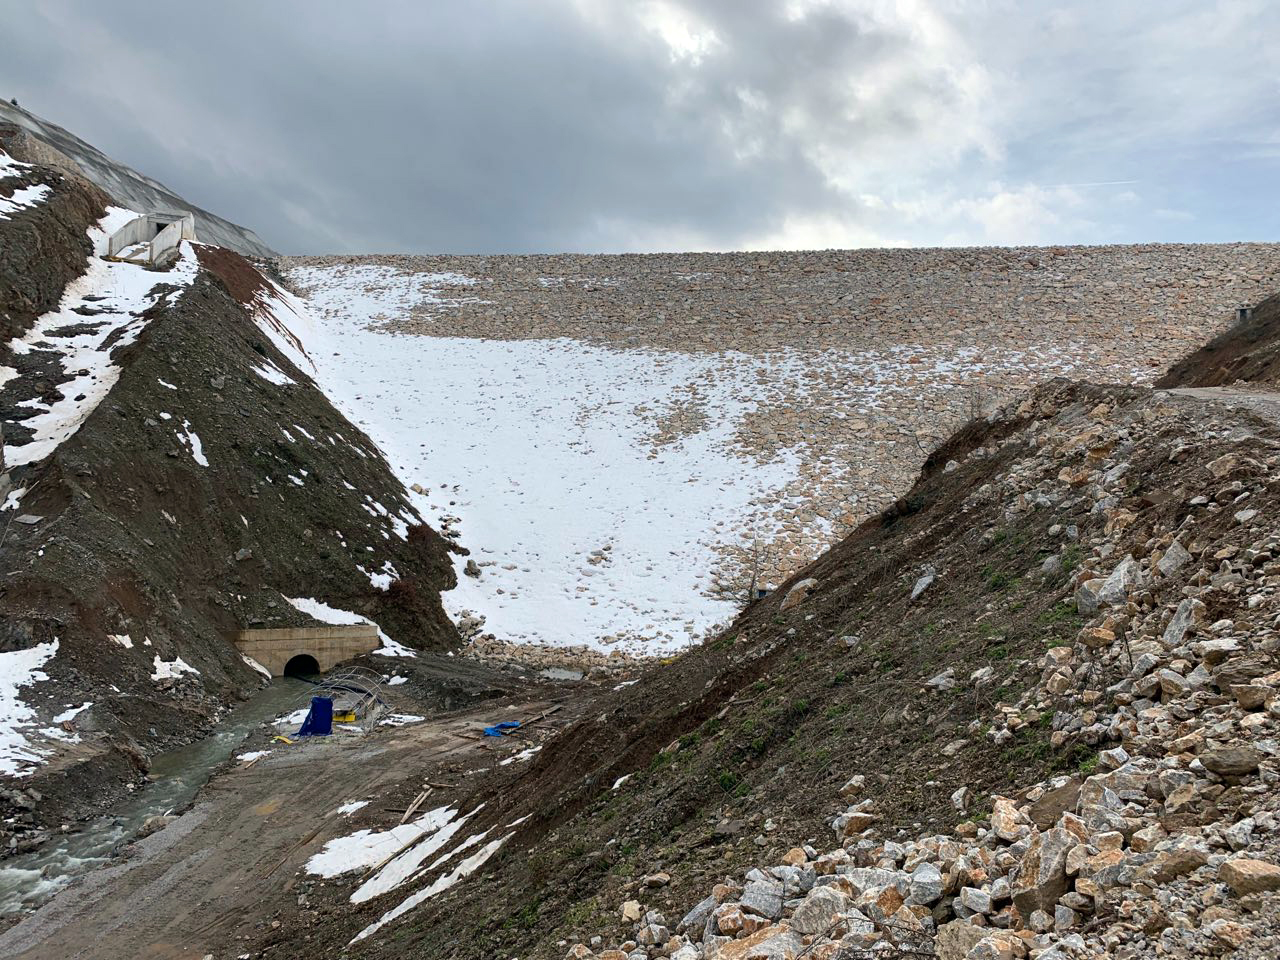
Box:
[252, 361, 295, 386]
[1, 207, 198, 469]
[351, 831, 513, 943]
[0, 641, 60, 777]
[349, 806, 477, 903]
[177, 420, 208, 467]
[283, 264, 801, 654]
[0, 184, 51, 220]
[285, 597, 416, 659]
[310, 797, 521, 944]
[247, 281, 317, 376]
[286, 597, 367, 625]
[0, 153, 32, 178]
[0, 151, 49, 219]
[151, 656, 199, 681]
[306, 805, 457, 879]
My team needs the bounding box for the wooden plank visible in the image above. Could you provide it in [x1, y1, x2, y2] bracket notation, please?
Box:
[399, 788, 430, 825]
[519, 704, 563, 729]
[263, 817, 330, 878]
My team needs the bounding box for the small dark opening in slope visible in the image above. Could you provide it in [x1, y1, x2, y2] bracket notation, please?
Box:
[283, 654, 320, 677]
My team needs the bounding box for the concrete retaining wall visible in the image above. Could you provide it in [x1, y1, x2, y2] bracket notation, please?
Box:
[148, 215, 195, 265]
[107, 213, 196, 265]
[105, 216, 152, 257]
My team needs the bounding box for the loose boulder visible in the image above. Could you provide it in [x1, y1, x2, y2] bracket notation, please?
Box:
[1011, 827, 1072, 917]
[1220, 858, 1280, 896]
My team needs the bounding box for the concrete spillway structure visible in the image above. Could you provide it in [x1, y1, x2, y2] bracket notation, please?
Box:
[234, 624, 381, 677]
[106, 212, 196, 266]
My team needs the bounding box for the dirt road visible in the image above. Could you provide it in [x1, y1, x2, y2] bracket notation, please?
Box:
[0, 697, 570, 960]
[1160, 385, 1280, 424]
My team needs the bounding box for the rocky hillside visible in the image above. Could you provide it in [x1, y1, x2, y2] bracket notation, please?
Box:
[0, 101, 273, 259]
[0, 147, 458, 850]
[268, 373, 1280, 960]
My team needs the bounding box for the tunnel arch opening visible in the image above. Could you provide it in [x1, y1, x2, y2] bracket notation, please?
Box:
[284, 653, 321, 677]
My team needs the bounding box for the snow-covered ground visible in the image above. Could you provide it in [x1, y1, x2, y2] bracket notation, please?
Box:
[151, 656, 199, 681]
[0, 642, 60, 777]
[305, 800, 523, 944]
[306, 805, 461, 880]
[0, 184, 50, 220]
[0, 152, 51, 221]
[282, 263, 1090, 655]
[0, 641, 101, 777]
[282, 265, 810, 653]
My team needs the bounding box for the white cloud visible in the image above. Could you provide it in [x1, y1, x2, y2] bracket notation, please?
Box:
[744, 209, 899, 251]
[4, 0, 1276, 250]
[950, 184, 1087, 245]
[640, 0, 722, 65]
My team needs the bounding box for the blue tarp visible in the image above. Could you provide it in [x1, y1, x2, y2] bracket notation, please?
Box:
[482, 720, 521, 737]
[297, 696, 334, 737]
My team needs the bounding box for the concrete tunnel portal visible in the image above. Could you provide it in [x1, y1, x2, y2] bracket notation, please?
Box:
[234, 624, 382, 678]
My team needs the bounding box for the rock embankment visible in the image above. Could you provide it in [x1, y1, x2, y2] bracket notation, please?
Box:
[287, 246, 1278, 354]
[286, 246, 1280, 593]
[566, 388, 1280, 959]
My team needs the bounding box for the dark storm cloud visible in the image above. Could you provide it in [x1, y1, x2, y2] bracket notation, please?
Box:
[2, 1, 1278, 253]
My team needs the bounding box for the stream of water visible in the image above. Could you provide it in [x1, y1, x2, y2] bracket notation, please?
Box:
[0, 678, 312, 915]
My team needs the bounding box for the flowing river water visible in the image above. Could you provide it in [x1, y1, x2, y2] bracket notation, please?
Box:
[0, 678, 313, 915]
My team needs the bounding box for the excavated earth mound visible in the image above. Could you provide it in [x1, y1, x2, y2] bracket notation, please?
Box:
[1159, 292, 1280, 389]
[0, 150, 458, 851]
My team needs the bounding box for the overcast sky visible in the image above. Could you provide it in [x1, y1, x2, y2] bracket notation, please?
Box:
[4, 1, 1278, 254]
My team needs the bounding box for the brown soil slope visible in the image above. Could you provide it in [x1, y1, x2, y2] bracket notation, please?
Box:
[262, 376, 1279, 959]
[1158, 292, 1280, 388]
[0, 154, 460, 852]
